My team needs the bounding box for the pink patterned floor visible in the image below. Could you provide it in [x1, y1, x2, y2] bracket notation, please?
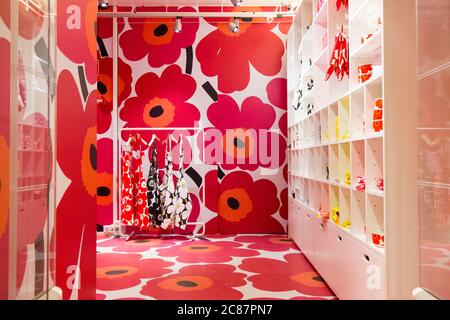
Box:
[96, 233, 336, 300]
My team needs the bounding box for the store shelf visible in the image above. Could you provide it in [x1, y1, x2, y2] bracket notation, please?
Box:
[350, 29, 382, 59]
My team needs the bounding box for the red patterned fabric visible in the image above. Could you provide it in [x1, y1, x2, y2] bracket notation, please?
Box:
[120, 144, 150, 230]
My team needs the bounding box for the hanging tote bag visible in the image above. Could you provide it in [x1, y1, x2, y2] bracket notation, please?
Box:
[147, 141, 162, 227]
[159, 137, 177, 230]
[174, 134, 193, 230]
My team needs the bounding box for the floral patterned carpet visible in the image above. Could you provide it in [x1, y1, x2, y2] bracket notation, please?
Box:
[96, 233, 336, 300]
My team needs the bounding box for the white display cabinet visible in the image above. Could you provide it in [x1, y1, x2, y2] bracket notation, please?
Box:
[287, 0, 418, 300]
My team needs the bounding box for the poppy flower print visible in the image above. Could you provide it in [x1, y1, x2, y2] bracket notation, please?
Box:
[157, 240, 259, 263]
[196, 7, 285, 93]
[57, 0, 98, 84]
[234, 235, 296, 252]
[97, 138, 113, 226]
[239, 254, 335, 297]
[98, 237, 179, 253]
[119, 64, 199, 137]
[140, 264, 246, 300]
[97, 17, 125, 40]
[97, 57, 132, 134]
[203, 170, 284, 234]
[55, 70, 98, 300]
[205, 95, 286, 171]
[97, 253, 173, 291]
[119, 7, 199, 68]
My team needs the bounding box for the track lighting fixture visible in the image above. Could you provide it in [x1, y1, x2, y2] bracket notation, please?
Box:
[98, 0, 109, 9]
[230, 0, 243, 7]
[228, 18, 239, 33]
[175, 17, 182, 33]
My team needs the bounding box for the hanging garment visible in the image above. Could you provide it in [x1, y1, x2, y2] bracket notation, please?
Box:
[159, 139, 177, 230]
[121, 135, 151, 230]
[174, 135, 193, 230]
[147, 141, 162, 227]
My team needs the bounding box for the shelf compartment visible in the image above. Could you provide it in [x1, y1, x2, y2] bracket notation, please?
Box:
[349, 0, 383, 54]
[351, 140, 365, 188]
[351, 190, 366, 241]
[365, 76, 384, 137]
[339, 142, 351, 186]
[328, 102, 339, 144]
[329, 184, 340, 213]
[320, 145, 329, 181]
[320, 107, 329, 144]
[328, 143, 339, 184]
[339, 187, 351, 229]
[320, 182, 330, 213]
[366, 193, 385, 246]
[338, 96, 351, 141]
[366, 137, 384, 195]
[350, 87, 366, 140]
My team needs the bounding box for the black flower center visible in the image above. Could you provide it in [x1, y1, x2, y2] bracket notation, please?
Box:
[227, 197, 240, 210]
[105, 269, 128, 275]
[149, 105, 164, 118]
[90, 144, 97, 171]
[98, 81, 107, 95]
[191, 246, 209, 250]
[279, 239, 293, 242]
[241, 17, 253, 23]
[154, 24, 168, 37]
[97, 186, 111, 197]
[134, 239, 150, 243]
[313, 276, 324, 282]
[177, 280, 198, 288]
[233, 137, 245, 149]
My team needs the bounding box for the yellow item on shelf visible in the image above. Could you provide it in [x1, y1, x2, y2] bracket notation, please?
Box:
[344, 172, 351, 186]
[341, 220, 352, 229]
[331, 207, 340, 224]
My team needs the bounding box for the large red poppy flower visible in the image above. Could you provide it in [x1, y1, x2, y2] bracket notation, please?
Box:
[141, 264, 246, 300]
[119, 7, 199, 68]
[203, 95, 286, 171]
[239, 254, 335, 297]
[97, 138, 113, 226]
[119, 65, 199, 168]
[280, 188, 288, 220]
[55, 70, 98, 300]
[234, 235, 296, 252]
[196, 7, 285, 93]
[202, 170, 284, 234]
[267, 78, 288, 138]
[97, 17, 125, 39]
[98, 237, 179, 253]
[156, 240, 259, 263]
[97, 253, 173, 291]
[98, 57, 132, 134]
[57, 0, 97, 84]
[0, 1, 44, 39]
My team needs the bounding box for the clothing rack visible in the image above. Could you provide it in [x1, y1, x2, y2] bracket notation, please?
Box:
[116, 127, 206, 240]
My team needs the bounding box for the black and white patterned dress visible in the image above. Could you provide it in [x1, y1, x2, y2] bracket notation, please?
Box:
[147, 142, 162, 227]
[174, 135, 193, 230]
[160, 142, 176, 230]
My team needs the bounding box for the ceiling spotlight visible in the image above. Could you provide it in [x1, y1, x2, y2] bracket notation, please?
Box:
[228, 18, 239, 33]
[98, 0, 109, 9]
[175, 17, 182, 33]
[230, 0, 243, 7]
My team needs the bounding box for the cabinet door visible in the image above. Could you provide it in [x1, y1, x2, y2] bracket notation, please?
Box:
[301, 208, 315, 263]
[347, 238, 386, 300]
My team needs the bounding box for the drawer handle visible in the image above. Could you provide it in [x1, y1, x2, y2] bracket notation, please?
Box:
[363, 254, 370, 263]
[320, 223, 324, 230]
[337, 235, 343, 242]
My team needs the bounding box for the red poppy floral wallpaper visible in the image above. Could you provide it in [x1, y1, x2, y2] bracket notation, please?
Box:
[56, 0, 98, 300]
[97, 5, 291, 235]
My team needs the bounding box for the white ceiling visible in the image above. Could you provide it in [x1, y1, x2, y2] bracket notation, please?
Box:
[110, 0, 289, 6]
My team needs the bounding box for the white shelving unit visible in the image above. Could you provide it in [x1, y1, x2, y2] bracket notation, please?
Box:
[288, 0, 419, 300]
[288, 0, 389, 300]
